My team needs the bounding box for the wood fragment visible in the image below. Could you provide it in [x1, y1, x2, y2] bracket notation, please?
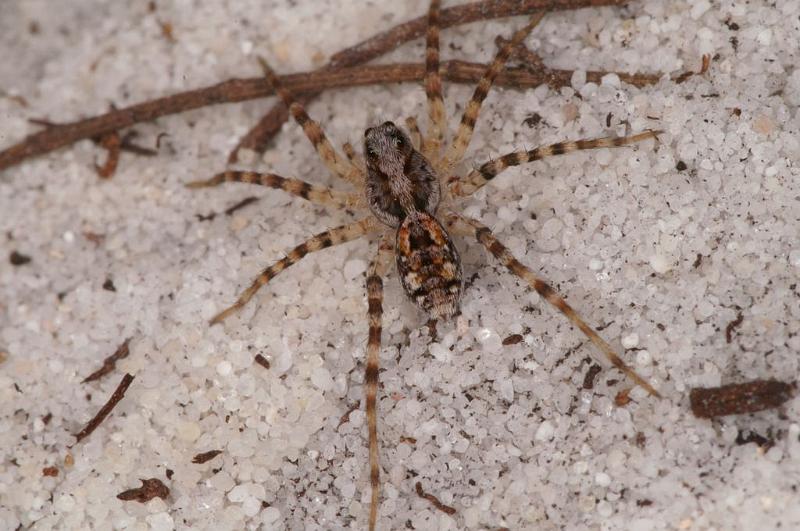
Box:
[615, 388, 632, 406]
[690, 380, 797, 418]
[73, 373, 134, 443]
[192, 450, 223, 464]
[42, 466, 59, 477]
[415, 481, 456, 515]
[399, 436, 417, 445]
[502, 334, 523, 346]
[116, 478, 170, 503]
[675, 54, 711, 84]
[9, 251, 31, 265]
[82, 339, 131, 383]
[583, 363, 602, 390]
[725, 312, 744, 344]
[94, 131, 121, 178]
[254, 354, 270, 369]
[337, 401, 361, 429]
[224, 196, 259, 216]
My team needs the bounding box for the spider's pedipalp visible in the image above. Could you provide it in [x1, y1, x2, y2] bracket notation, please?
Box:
[208, 217, 376, 325]
[446, 212, 661, 398]
[451, 129, 661, 197]
[423, 0, 446, 157]
[364, 236, 393, 531]
[342, 142, 365, 169]
[257, 56, 361, 187]
[404, 116, 424, 152]
[440, 13, 544, 174]
[186, 170, 358, 209]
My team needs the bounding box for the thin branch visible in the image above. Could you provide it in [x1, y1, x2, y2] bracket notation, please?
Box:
[230, 0, 630, 161]
[73, 373, 134, 444]
[2, 59, 659, 173]
[0, 0, 632, 173]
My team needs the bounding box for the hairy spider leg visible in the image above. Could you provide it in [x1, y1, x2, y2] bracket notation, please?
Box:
[208, 217, 376, 325]
[447, 213, 661, 397]
[423, 0, 446, 157]
[404, 116, 424, 152]
[341, 142, 365, 169]
[186, 170, 358, 209]
[440, 14, 544, 173]
[365, 236, 394, 531]
[451, 130, 662, 197]
[258, 57, 362, 187]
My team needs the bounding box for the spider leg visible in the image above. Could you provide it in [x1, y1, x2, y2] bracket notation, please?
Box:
[186, 171, 358, 209]
[439, 14, 544, 173]
[405, 116, 424, 152]
[341, 142, 365, 169]
[257, 57, 362, 187]
[208, 217, 376, 325]
[423, 0, 446, 158]
[365, 236, 393, 531]
[446, 212, 661, 398]
[450, 130, 661, 197]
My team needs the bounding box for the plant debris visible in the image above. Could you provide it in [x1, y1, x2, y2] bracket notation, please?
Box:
[690, 379, 797, 418]
[73, 373, 134, 443]
[9, 251, 31, 266]
[192, 450, 223, 464]
[583, 364, 602, 390]
[82, 339, 131, 383]
[415, 481, 456, 515]
[116, 478, 170, 503]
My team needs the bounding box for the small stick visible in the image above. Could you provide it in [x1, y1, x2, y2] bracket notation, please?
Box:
[82, 338, 131, 383]
[116, 478, 170, 503]
[690, 379, 796, 418]
[725, 312, 744, 344]
[192, 450, 223, 464]
[415, 481, 456, 515]
[94, 131, 121, 178]
[73, 373, 134, 443]
[582, 363, 602, 390]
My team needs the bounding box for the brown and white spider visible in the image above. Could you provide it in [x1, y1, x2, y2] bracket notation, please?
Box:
[186, 1, 660, 528]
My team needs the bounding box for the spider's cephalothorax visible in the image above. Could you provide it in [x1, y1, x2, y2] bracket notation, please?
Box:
[364, 121, 441, 226]
[365, 121, 462, 318]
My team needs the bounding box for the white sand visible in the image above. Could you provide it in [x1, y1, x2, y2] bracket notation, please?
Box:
[1, 0, 799, 529]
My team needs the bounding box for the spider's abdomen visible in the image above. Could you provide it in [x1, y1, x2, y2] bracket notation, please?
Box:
[396, 212, 463, 319]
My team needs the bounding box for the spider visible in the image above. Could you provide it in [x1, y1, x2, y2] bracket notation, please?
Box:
[186, 1, 661, 528]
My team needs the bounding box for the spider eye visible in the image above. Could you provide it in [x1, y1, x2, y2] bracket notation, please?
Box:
[367, 146, 378, 158]
[393, 136, 403, 148]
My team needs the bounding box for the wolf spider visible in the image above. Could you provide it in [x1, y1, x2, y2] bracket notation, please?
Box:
[187, 1, 661, 528]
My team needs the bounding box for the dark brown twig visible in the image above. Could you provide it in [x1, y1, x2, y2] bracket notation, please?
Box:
[231, 0, 629, 161]
[82, 338, 131, 383]
[690, 379, 797, 418]
[73, 373, 134, 443]
[725, 312, 744, 344]
[415, 481, 457, 515]
[94, 132, 121, 178]
[192, 450, 223, 464]
[116, 478, 170, 503]
[499, 35, 664, 88]
[0, 0, 631, 173]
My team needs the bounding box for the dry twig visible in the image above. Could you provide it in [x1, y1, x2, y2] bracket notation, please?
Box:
[0, 0, 638, 173]
[73, 373, 134, 443]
